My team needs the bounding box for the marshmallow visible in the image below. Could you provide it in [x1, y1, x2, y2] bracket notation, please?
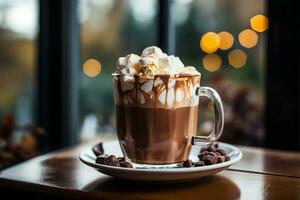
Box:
[167, 88, 175, 106]
[126, 54, 140, 68]
[142, 46, 164, 58]
[159, 55, 184, 74]
[121, 67, 136, 76]
[139, 56, 159, 68]
[117, 54, 140, 77]
[117, 57, 127, 70]
[177, 66, 200, 75]
[158, 90, 166, 104]
[176, 89, 183, 102]
[154, 77, 163, 87]
[116, 46, 200, 79]
[141, 80, 153, 93]
[168, 79, 176, 88]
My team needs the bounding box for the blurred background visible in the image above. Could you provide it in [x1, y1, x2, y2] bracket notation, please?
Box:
[78, 0, 266, 146]
[0, 0, 298, 169]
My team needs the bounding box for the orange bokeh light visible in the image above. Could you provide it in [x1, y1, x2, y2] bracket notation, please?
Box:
[238, 29, 258, 48]
[218, 31, 234, 50]
[250, 15, 269, 32]
[200, 32, 220, 54]
[228, 49, 247, 68]
[83, 59, 101, 77]
[202, 54, 222, 72]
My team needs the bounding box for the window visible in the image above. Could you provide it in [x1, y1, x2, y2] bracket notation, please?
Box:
[0, 0, 298, 151]
[174, 0, 266, 146]
[77, 0, 266, 146]
[0, 0, 38, 126]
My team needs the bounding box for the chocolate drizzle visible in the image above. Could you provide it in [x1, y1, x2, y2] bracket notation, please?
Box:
[113, 74, 201, 108]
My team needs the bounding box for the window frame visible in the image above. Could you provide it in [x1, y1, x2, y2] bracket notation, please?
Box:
[37, 0, 79, 150]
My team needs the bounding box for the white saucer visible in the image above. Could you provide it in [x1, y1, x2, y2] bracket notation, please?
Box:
[79, 140, 242, 182]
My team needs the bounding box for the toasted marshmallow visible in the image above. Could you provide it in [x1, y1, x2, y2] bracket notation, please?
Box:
[117, 54, 140, 75]
[139, 56, 159, 68]
[116, 46, 200, 79]
[126, 54, 140, 68]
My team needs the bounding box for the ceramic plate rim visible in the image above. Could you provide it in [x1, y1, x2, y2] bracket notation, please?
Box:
[79, 141, 243, 173]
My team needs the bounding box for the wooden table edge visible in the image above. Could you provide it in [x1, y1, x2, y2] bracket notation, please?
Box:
[1, 169, 300, 199]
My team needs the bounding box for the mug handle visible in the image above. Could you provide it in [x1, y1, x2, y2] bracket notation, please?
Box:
[192, 87, 224, 145]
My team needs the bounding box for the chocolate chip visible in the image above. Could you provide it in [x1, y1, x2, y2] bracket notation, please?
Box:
[203, 152, 218, 165]
[213, 142, 219, 149]
[217, 156, 225, 163]
[200, 147, 208, 153]
[120, 161, 133, 168]
[217, 149, 226, 156]
[117, 157, 125, 162]
[194, 161, 205, 167]
[201, 143, 218, 153]
[198, 151, 208, 160]
[95, 155, 106, 164]
[225, 155, 230, 161]
[92, 142, 104, 156]
[183, 159, 194, 167]
[215, 152, 221, 157]
[207, 152, 217, 157]
[104, 155, 120, 167]
[207, 145, 217, 152]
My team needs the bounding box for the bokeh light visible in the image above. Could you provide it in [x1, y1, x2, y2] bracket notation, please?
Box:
[228, 49, 247, 68]
[238, 29, 258, 48]
[218, 31, 234, 50]
[250, 15, 269, 32]
[202, 54, 222, 72]
[200, 32, 220, 54]
[83, 59, 101, 77]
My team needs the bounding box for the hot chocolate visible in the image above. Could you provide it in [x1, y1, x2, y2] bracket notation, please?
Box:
[116, 105, 198, 164]
[113, 46, 203, 165]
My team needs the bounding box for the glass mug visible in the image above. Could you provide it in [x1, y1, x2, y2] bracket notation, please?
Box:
[113, 74, 224, 167]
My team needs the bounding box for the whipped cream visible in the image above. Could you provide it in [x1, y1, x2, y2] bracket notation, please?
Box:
[115, 46, 200, 80]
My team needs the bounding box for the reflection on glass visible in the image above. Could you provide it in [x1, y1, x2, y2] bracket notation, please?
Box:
[228, 49, 247, 69]
[238, 29, 258, 49]
[218, 31, 234, 50]
[200, 32, 220, 54]
[202, 54, 222, 72]
[250, 14, 269, 32]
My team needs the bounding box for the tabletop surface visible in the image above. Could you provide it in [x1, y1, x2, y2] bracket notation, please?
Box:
[0, 140, 300, 200]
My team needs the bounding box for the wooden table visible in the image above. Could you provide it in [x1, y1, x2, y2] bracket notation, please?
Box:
[0, 141, 300, 200]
